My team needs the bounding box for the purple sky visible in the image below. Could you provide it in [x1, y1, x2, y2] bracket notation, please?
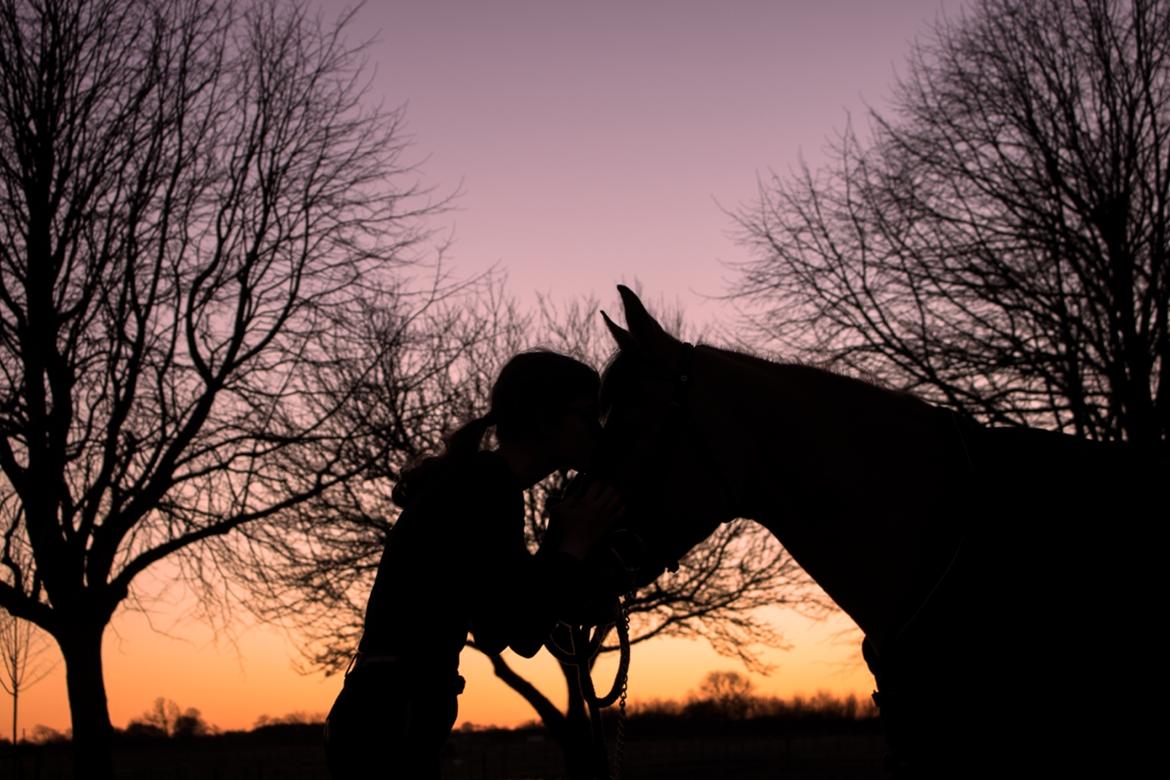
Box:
[322, 0, 963, 328]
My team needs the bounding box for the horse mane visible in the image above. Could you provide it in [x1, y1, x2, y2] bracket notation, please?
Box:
[705, 344, 903, 395]
[599, 340, 906, 411]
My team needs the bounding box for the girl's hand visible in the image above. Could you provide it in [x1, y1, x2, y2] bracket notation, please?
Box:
[549, 477, 625, 560]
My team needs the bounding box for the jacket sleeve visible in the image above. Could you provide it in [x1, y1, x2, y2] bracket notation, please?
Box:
[464, 484, 593, 658]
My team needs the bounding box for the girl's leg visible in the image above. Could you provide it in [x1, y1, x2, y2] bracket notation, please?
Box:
[324, 667, 459, 779]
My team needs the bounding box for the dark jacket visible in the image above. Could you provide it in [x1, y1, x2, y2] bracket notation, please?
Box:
[358, 450, 584, 673]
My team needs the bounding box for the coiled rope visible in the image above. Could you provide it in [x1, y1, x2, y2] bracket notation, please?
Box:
[545, 592, 634, 779]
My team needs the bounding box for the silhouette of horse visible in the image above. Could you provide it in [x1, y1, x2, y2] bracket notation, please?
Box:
[587, 285, 1162, 777]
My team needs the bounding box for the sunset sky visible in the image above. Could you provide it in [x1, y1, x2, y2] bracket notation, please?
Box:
[9, 0, 962, 738]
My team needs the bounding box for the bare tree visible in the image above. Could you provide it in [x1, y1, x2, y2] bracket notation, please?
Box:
[731, 0, 1170, 453]
[125, 697, 213, 738]
[0, 0, 444, 774]
[233, 275, 528, 669]
[129, 697, 181, 739]
[0, 607, 56, 743]
[690, 670, 756, 720]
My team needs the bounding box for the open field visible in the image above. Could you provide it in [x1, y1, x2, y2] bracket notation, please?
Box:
[1, 727, 889, 779]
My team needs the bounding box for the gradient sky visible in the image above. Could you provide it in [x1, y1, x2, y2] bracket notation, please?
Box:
[10, 0, 963, 737]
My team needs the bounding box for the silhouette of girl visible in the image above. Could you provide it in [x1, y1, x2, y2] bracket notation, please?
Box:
[323, 350, 622, 779]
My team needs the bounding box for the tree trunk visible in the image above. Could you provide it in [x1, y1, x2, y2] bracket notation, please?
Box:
[58, 623, 114, 780]
[560, 661, 609, 780]
[482, 648, 604, 778]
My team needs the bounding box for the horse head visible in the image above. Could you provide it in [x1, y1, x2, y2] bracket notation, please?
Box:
[576, 286, 741, 610]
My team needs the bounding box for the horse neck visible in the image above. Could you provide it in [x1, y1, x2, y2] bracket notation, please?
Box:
[693, 347, 955, 645]
[697, 350, 935, 502]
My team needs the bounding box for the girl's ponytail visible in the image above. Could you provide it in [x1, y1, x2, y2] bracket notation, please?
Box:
[392, 412, 495, 509]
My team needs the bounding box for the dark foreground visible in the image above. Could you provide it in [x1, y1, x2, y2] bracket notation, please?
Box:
[1, 726, 889, 779]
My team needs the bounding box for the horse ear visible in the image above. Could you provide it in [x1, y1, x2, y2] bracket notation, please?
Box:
[616, 285, 673, 352]
[601, 310, 638, 353]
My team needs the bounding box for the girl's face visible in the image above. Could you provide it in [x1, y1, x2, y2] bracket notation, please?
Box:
[549, 395, 603, 472]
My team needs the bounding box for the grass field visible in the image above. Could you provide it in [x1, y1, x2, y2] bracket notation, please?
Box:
[0, 727, 890, 779]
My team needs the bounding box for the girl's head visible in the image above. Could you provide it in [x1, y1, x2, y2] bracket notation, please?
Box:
[490, 350, 600, 457]
[393, 351, 600, 507]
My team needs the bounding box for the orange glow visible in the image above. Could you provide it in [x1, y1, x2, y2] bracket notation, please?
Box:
[7, 590, 871, 739]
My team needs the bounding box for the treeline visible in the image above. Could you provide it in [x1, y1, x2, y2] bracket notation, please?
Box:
[1, 701, 327, 748]
[621, 690, 878, 738]
[634, 689, 876, 722]
[602, 670, 878, 740]
[5, 679, 877, 748]
[470, 676, 882, 741]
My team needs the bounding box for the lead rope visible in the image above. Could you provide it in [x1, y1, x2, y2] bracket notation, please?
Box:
[610, 591, 633, 780]
[544, 591, 634, 779]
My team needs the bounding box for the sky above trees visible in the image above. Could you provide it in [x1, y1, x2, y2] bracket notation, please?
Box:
[319, 0, 965, 328]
